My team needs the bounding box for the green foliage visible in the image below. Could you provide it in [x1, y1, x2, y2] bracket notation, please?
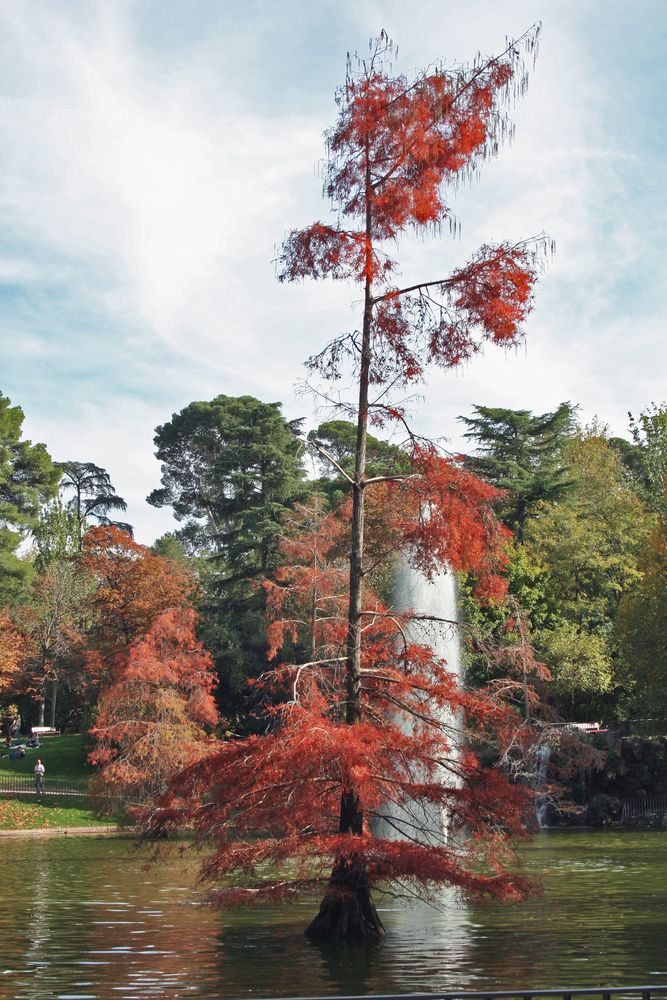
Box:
[524, 428, 651, 718]
[460, 402, 577, 537]
[526, 430, 650, 627]
[147, 395, 307, 724]
[461, 423, 652, 721]
[148, 395, 305, 568]
[150, 532, 190, 563]
[616, 505, 667, 717]
[533, 622, 612, 706]
[626, 403, 667, 514]
[309, 420, 410, 505]
[0, 392, 60, 604]
[31, 498, 80, 571]
[57, 461, 131, 546]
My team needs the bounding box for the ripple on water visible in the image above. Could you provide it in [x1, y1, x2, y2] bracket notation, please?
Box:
[1, 831, 667, 997]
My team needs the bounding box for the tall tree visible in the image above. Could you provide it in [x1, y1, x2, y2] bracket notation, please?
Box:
[148, 395, 306, 719]
[459, 402, 577, 537]
[57, 461, 131, 548]
[17, 560, 93, 728]
[524, 427, 651, 719]
[90, 607, 219, 805]
[0, 392, 60, 604]
[148, 395, 305, 566]
[80, 526, 195, 695]
[153, 29, 549, 940]
[277, 27, 547, 938]
[31, 497, 80, 571]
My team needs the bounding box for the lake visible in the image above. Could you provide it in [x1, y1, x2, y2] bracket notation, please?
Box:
[1, 830, 666, 999]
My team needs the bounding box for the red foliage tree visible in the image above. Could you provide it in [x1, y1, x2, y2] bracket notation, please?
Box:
[90, 607, 219, 804]
[81, 525, 195, 690]
[150, 29, 549, 941]
[0, 610, 28, 699]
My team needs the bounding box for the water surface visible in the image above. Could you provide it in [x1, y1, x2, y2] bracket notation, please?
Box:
[1, 831, 666, 999]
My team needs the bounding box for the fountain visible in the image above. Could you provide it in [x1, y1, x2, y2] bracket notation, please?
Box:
[373, 552, 463, 844]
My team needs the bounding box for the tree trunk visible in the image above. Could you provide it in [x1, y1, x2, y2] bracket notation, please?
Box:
[304, 854, 385, 941]
[49, 678, 58, 729]
[38, 695, 45, 728]
[309, 146, 379, 943]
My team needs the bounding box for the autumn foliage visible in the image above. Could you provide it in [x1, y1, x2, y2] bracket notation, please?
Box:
[0, 610, 28, 697]
[142, 28, 552, 942]
[150, 498, 535, 925]
[90, 606, 219, 803]
[80, 525, 195, 688]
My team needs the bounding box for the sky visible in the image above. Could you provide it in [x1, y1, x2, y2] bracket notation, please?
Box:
[1, 0, 665, 543]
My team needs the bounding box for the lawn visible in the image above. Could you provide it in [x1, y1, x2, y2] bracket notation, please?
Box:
[0, 733, 93, 781]
[0, 795, 108, 831]
[0, 734, 112, 831]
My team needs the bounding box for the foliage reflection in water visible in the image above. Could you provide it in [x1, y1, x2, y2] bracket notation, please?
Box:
[1, 831, 667, 999]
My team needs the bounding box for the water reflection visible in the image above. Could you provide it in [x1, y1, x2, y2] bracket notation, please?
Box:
[0, 832, 666, 999]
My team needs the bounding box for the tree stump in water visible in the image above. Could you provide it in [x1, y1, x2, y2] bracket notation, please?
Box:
[305, 856, 385, 942]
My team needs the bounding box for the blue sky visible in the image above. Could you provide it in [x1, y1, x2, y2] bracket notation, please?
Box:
[1, 0, 665, 542]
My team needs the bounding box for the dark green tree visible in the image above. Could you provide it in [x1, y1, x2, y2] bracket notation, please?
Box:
[57, 461, 131, 547]
[0, 392, 60, 604]
[147, 395, 306, 721]
[459, 402, 577, 537]
[149, 395, 305, 569]
[309, 420, 410, 505]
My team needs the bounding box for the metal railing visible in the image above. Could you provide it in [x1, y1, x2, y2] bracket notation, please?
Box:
[275, 989, 667, 1000]
[621, 793, 667, 821]
[0, 774, 89, 797]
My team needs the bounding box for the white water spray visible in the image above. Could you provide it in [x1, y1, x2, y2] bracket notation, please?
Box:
[373, 553, 463, 845]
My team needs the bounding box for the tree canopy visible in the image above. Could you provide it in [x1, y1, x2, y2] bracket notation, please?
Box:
[57, 461, 131, 547]
[0, 392, 60, 604]
[151, 28, 549, 942]
[148, 395, 305, 568]
[459, 402, 577, 536]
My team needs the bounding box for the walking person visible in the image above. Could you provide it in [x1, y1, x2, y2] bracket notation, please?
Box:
[34, 758, 45, 794]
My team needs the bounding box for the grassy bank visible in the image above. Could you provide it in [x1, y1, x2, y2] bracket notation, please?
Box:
[0, 795, 109, 830]
[0, 733, 104, 830]
[0, 733, 93, 780]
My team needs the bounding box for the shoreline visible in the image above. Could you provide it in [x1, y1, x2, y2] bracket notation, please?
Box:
[0, 824, 132, 839]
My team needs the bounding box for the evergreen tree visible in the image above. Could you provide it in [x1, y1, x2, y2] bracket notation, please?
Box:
[57, 461, 131, 547]
[459, 402, 577, 537]
[0, 392, 60, 604]
[309, 420, 410, 505]
[147, 395, 306, 721]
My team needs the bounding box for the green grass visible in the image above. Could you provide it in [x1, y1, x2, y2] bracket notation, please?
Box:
[0, 733, 93, 781]
[0, 795, 109, 831]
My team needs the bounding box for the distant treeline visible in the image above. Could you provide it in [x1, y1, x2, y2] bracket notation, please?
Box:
[1, 389, 666, 731]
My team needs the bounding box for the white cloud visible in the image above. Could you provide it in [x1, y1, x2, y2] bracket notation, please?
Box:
[0, 0, 665, 541]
